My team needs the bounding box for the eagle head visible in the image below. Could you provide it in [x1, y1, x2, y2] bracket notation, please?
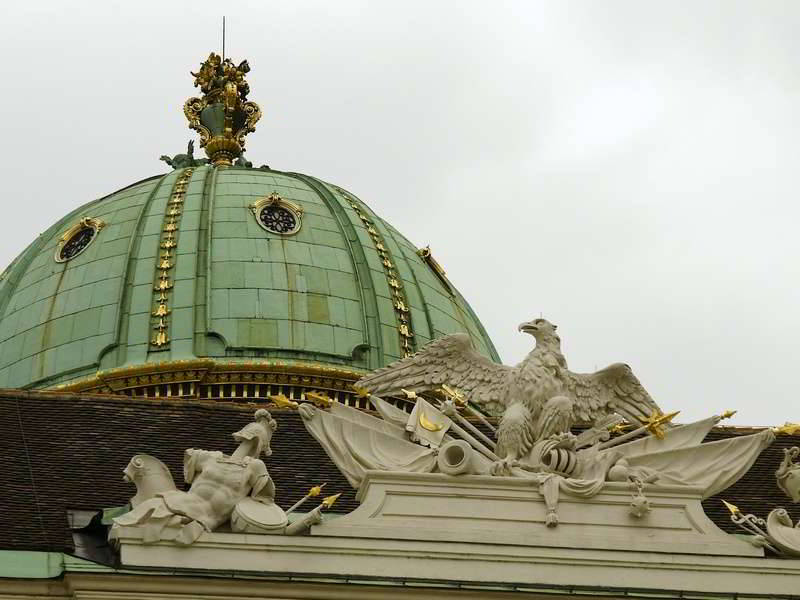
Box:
[518, 318, 559, 342]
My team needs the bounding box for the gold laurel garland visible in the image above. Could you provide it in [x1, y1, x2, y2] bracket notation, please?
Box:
[150, 169, 194, 348]
[340, 193, 414, 358]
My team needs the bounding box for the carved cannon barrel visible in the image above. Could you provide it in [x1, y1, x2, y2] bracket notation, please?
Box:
[437, 440, 487, 476]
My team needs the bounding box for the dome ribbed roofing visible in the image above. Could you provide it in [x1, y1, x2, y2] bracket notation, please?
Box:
[0, 166, 498, 389]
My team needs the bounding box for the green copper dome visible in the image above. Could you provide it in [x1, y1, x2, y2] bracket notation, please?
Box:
[0, 166, 499, 391]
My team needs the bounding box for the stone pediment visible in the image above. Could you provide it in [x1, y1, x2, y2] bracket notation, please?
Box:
[310, 472, 762, 556]
[111, 471, 800, 597]
[115, 470, 761, 557]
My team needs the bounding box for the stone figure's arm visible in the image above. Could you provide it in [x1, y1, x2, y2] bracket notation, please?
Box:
[248, 459, 276, 503]
[183, 448, 214, 484]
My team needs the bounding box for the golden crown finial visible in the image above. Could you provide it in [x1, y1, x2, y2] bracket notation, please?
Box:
[183, 53, 262, 166]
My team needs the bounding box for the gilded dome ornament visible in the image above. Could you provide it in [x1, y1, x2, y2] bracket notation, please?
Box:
[184, 52, 262, 166]
[55, 217, 106, 263]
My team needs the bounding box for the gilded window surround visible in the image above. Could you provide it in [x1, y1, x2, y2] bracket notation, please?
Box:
[54, 217, 107, 263]
[249, 191, 304, 235]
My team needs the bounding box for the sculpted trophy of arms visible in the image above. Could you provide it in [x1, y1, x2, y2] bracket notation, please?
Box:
[356, 318, 664, 475]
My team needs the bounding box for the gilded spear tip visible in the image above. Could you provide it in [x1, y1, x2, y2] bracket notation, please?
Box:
[638, 410, 680, 440]
[306, 391, 333, 408]
[775, 422, 800, 435]
[321, 492, 342, 509]
[721, 499, 740, 515]
[608, 421, 632, 435]
[657, 410, 681, 425]
[308, 483, 326, 497]
[269, 394, 298, 409]
[441, 384, 466, 406]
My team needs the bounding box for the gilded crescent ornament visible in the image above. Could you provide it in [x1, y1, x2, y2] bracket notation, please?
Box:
[419, 410, 443, 432]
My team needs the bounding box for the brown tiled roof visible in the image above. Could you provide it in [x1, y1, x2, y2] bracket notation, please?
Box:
[701, 428, 800, 534]
[0, 389, 798, 553]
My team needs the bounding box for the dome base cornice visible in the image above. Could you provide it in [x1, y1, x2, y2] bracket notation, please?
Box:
[49, 359, 370, 409]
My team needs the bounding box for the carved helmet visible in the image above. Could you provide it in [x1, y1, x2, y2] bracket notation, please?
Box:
[232, 409, 278, 457]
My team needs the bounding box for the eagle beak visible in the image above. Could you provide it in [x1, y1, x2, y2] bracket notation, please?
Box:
[518, 322, 537, 333]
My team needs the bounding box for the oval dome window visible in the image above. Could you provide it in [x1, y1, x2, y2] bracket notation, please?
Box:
[250, 192, 303, 236]
[55, 217, 106, 263]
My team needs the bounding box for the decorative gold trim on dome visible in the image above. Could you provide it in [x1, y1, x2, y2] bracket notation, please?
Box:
[150, 169, 194, 349]
[46, 359, 387, 411]
[340, 193, 415, 358]
[417, 245, 451, 292]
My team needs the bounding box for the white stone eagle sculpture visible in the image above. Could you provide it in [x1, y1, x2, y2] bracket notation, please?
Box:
[356, 318, 664, 473]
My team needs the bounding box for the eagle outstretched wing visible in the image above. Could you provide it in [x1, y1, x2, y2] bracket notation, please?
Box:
[561, 363, 662, 425]
[355, 333, 515, 415]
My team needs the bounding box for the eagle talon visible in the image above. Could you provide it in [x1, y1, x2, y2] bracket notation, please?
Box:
[490, 457, 518, 476]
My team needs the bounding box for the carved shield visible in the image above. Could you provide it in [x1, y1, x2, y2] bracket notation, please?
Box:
[230, 497, 288, 533]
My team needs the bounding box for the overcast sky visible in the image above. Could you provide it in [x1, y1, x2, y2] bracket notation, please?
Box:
[1, 1, 797, 426]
